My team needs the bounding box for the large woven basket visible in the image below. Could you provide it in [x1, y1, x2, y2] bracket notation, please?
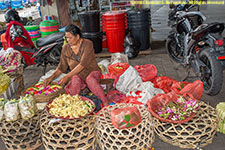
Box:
[153, 101, 218, 149]
[0, 111, 42, 150]
[40, 110, 96, 150]
[96, 103, 155, 150]
[22, 82, 65, 103]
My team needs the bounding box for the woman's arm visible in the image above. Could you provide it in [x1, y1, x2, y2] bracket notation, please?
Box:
[58, 63, 84, 86]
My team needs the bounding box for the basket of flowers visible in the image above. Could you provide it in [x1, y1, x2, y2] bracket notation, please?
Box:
[23, 82, 64, 103]
[147, 92, 199, 124]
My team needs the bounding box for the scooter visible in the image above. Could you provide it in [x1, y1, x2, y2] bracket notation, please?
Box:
[3, 21, 64, 74]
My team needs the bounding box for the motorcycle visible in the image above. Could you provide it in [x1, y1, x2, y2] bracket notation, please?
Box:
[166, 10, 225, 96]
[168, 3, 200, 27]
[2, 10, 64, 74]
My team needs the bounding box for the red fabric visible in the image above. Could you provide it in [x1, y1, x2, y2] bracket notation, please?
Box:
[152, 76, 177, 93]
[147, 92, 197, 124]
[65, 75, 86, 95]
[134, 64, 157, 82]
[5, 21, 35, 49]
[65, 71, 108, 104]
[1, 33, 8, 50]
[111, 106, 142, 129]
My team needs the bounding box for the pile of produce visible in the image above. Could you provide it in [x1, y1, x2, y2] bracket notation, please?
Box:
[216, 102, 225, 134]
[156, 95, 199, 121]
[0, 49, 22, 73]
[0, 66, 10, 95]
[47, 94, 95, 119]
[24, 82, 61, 96]
[0, 95, 37, 121]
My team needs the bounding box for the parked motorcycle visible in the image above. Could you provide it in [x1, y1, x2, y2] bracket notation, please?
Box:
[168, 3, 200, 27]
[166, 10, 225, 95]
[2, 9, 64, 73]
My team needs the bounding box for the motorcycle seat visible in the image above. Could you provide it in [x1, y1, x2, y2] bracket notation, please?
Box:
[36, 32, 64, 48]
[192, 23, 224, 40]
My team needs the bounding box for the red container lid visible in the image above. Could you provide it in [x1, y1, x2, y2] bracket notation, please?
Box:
[102, 11, 125, 20]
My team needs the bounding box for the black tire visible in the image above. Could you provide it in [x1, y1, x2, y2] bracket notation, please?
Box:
[166, 36, 184, 63]
[199, 48, 223, 95]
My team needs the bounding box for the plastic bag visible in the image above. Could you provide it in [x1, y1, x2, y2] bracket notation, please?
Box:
[108, 63, 129, 76]
[18, 95, 37, 120]
[98, 59, 110, 75]
[127, 82, 164, 104]
[124, 45, 139, 59]
[171, 81, 190, 94]
[134, 64, 157, 82]
[126, 96, 144, 105]
[111, 106, 142, 129]
[110, 53, 129, 65]
[116, 66, 143, 93]
[0, 98, 8, 121]
[36, 102, 48, 111]
[152, 76, 177, 93]
[179, 80, 203, 100]
[39, 69, 67, 82]
[4, 99, 20, 122]
[107, 90, 127, 104]
[0, 48, 22, 73]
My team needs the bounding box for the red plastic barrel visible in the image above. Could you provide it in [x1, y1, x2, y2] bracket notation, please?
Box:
[102, 11, 127, 53]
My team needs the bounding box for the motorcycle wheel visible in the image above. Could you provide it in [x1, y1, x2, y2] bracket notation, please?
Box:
[199, 48, 223, 96]
[166, 36, 184, 63]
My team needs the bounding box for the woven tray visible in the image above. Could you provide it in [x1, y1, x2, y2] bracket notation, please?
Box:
[22, 82, 65, 103]
[153, 101, 218, 149]
[40, 110, 96, 150]
[0, 111, 42, 150]
[96, 103, 155, 150]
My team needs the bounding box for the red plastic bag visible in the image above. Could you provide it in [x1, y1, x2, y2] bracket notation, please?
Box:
[152, 76, 177, 93]
[180, 80, 203, 100]
[134, 64, 157, 82]
[171, 81, 190, 94]
[111, 106, 142, 129]
[108, 63, 129, 76]
[107, 90, 127, 103]
[147, 92, 197, 124]
[126, 96, 144, 105]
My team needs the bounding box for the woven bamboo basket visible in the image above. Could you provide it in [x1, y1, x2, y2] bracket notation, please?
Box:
[0, 111, 42, 150]
[22, 82, 65, 103]
[96, 103, 155, 150]
[40, 110, 96, 150]
[153, 101, 218, 149]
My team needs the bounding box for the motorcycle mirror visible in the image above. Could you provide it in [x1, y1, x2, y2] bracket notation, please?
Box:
[169, 3, 175, 9]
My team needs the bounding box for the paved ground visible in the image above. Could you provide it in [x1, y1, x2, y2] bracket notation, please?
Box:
[1, 3, 225, 150]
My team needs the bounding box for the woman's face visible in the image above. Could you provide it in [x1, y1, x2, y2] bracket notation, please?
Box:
[65, 32, 79, 46]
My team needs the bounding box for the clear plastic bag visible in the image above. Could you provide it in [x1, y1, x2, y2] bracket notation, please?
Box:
[18, 95, 37, 120]
[110, 53, 129, 65]
[4, 100, 20, 122]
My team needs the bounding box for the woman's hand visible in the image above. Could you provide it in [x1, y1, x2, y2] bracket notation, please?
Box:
[43, 77, 53, 87]
[58, 76, 70, 86]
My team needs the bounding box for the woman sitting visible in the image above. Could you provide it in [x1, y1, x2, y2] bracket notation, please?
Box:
[44, 24, 108, 106]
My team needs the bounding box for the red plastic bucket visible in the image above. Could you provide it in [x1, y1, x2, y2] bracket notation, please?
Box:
[106, 29, 125, 53]
[102, 11, 127, 53]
